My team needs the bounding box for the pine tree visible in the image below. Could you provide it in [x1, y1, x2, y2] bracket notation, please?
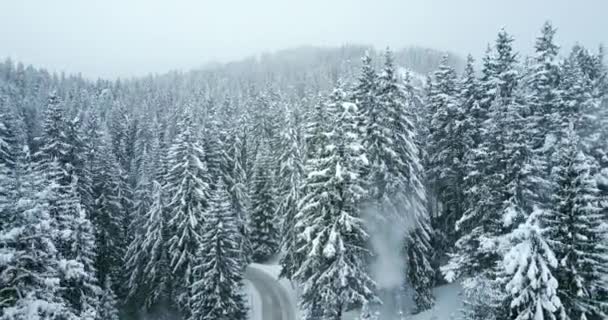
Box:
[125, 181, 172, 309]
[248, 141, 279, 262]
[0, 146, 68, 319]
[351, 52, 379, 185]
[53, 176, 101, 318]
[525, 22, 562, 207]
[294, 87, 377, 320]
[34, 91, 71, 188]
[407, 221, 436, 313]
[502, 211, 564, 320]
[65, 115, 93, 214]
[426, 55, 466, 246]
[224, 118, 252, 266]
[378, 50, 436, 312]
[545, 130, 608, 319]
[445, 29, 541, 320]
[527, 21, 561, 150]
[0, 101, 20, 237]
[90, 135, 125, 291]
[164, 109, 210, 312]
[189, 181, 247, 320]
[277, 108, 305, 280]
[446, 29, 521, 278]
[203, 101, 226, 191]
[97, 277, 120, 320]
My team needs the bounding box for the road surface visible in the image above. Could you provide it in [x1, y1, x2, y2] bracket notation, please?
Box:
[245, 266, 296, 320]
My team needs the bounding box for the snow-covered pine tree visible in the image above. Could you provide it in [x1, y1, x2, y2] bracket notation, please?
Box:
[108, 101, 135, 267]
[125, 181, 172, 309]
[525, 22, 562, 205]
[249, 141, 279, 262]
[223, 113, 252, 266]
[528, 21, 561, 138]
[457, 54, 487, 254]
[294, 87, 377, 320]
[445, 29, 543, 320]
[65, 114, 94, 215]
[32, 91, 101, 317]
[98, 277, 120, 320]
[377, 49, 436, 312]
[0, 145, 68, 320]
[0, 101, 20, 235]
[426, 55, 466, 247]
[544, 128, 608, 320]
[189, 181, 247, 320]
[203, 99, 226, 191]
[406, 221, 436, 313]
[363, 48, 419, 202]
[34, 91, 70, 187]
[351, 51, 378, 183]
[277, 107, 305, 280]
[90, 132, 125, 292]
[53, 176, 101, 318]
[164, 108, 210, 312]
[502, 210, 564, 320]
[446, 29, 520, 278]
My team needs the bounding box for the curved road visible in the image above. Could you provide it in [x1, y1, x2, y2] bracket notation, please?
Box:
[244, 266, 296, 320]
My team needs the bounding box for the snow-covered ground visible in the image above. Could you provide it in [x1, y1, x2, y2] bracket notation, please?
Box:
[248, 258, 464, 320]
[244, 280, 262, 320]
[406, 283, 463, 320]
[249, 259, 300, 320]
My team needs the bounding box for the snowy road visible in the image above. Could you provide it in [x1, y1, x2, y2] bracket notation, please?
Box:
[245, 266, 296, 320]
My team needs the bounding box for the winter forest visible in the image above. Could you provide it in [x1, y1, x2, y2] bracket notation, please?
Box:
[1, 20, 608, 320]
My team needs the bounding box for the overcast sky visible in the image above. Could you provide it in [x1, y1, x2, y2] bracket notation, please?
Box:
[1, 0, 606, 79]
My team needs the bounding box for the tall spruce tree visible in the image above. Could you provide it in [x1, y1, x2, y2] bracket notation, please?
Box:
[98, 277, 120, 320]
[125, 181, 172, 309]
[545, 129, 608, 319]
[426, 55, 466, 247]
[189, 181, 247, 320]
[224, 115, 252, 266]
[90, 134, 125, 292]
[445, 29, 544, 320]
[277, 107, 305, 280]
[0, 146, 68, 320]
[0, 101, 20, 237]
[248, 141, 279, 262]
[380, 50, 436, 312]
[164, 109, 211, 312]
[294, 87, 377, 320]
[502, 210, 564, 320]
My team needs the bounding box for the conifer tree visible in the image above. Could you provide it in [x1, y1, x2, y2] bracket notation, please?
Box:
[249, 141, 279, 262]
[97, 277, 120, 320]
[189, 181, 247, 320]
[277, 108, 305, 280]
[34, 91, 70, 187]
[50, 175, 101, 318]
[445, 29, 540, 320]
[527, 21, 561, 152]
[545, 130, 608, 319]
[224, 118, 252, 266]
[164, 109, 210, 311]
[502, 211, 564, 320]
[0, 102, 20, 235]
[125, 181, 172, 309]
[0, 146, 68, 319]
[90, 135, 125, 291]
[426, 55, 465, 245]
[294, 87, 377, 320]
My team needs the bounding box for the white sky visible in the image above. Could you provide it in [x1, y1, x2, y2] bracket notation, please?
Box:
[1, 0, 606, 79]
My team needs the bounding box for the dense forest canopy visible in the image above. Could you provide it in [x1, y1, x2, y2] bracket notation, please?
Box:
[0, 22, 607, 320]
